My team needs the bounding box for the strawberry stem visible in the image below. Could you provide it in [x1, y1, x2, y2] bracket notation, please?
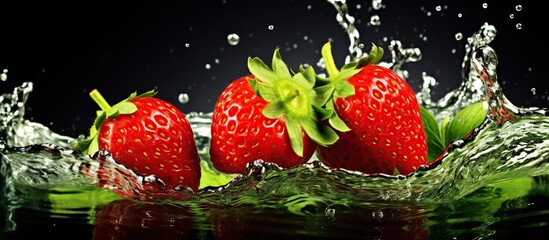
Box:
[321, 42, 340, 78]
[89, 89, 111, 111]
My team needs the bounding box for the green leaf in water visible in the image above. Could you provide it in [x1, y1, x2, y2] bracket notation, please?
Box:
[443, 101, 487, 144]
[421, 101, 487, 162]
[199, 160, 238, 189]
[420, 106, 446, 162]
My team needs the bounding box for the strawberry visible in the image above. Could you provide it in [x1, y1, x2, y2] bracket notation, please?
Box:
[316, 42, 428, 176]
[72, 89, 201, 191]
[209, 48, 339, 174]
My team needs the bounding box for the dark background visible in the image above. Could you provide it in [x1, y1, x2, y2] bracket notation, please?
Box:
[1, 0, 545, 137]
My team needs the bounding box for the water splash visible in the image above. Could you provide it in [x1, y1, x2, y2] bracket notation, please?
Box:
[2, 44, 549, 203]
[418, 23, 498, 122]
[0, 0, 548, 215]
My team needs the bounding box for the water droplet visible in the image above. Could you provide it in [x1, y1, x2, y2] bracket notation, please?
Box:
[426, 11, 432, 17]
[227, 33, 240, 46]
[451, 48, 456, 54]
[205, 64, 211, 70]
[531, 88, 537, 95]
[372, 0, 383, 10]
[510, 14, 515, 19]
[307, 4, 312, 10]
[267, 25, 275, 30]
[435, 5, 442, 11]
[325, 207, 336, 217]
[214, 59, 220, 64]
[178, 93, 189, 104]
[303, 35, 309, 41]
[516, 5, 522, 11]
[455, 32, 463, 41]
[185, 43, 190, 48]
[516, 23, 522, 30]
[482, 3, 488, 9]
[457, 13, 463, 18]
[369, 15, 381, 26]
[372, 210, 384, 219]
[1, 69, 7, 81]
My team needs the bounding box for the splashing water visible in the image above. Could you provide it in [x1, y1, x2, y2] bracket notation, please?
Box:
[1, 0, 548, 238]
[1, 27, 548, 203]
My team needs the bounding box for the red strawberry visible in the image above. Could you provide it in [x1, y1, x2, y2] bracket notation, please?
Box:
[73, 90, 201, 191]
[209, 48, 339, 174]
[93, 199, 193, 240]
[316, 42, 427, 176]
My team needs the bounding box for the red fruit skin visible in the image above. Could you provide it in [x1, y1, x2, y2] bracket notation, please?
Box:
[317, 65, 427, 175]
[97, 97, 201, 191]
[210, 76, 316, 174]
[93, 200, 193, 240]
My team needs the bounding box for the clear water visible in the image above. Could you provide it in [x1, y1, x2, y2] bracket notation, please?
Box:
[2, 1, 548, 239]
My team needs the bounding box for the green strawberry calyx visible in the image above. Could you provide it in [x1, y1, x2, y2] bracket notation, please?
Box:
[71, 89, 157, 154]
[247, 48, 339, 157]
[317, 41, 384, 132]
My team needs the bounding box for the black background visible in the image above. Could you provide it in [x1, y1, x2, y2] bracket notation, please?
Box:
[1, 0, 545, 137]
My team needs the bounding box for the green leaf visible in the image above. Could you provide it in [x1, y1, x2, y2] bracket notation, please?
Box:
[199, 160, 238, 189]
[444, 101, 487, 144]
[111, 102, 138, 116]
[312, 84, 335, 106]
[333, 80, 355, 98]
[285, 118, 304, 157]
[271, 48, 292, 79]
[420, 106, 446, 162]
[262, 100, 286, 119]
[292, 72, 314, 89]
[48, 186, 123, 214]
[247, 57, 279, 84]
[301, 118, 339, 147]
[256, 83, 277, 102]
[299, 65, 317, 87]
[357, 43, 384, 67]
[312, 104, 332, 121]
[419, 101, 488, 162]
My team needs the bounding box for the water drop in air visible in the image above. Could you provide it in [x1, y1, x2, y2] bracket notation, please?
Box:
[516, 23, 522, 30]
[268, 25, 275, 30]
[510, 14, 514, 19]
[185, 43, 190, 48]
[227, 33, 240, 46]
[369, 15, 381, 26]
[455, 32, 463, 41]
[516, 5, 522, 11]
[531, 88, 536, 95]
[178, 93, 189, 104]
[325, 207, 336, 217]
[458, 13, 463, 18]
[205, 64, 211, 70]
[482, 3, 488, 9]
[0, 69, 7, 81]
[372, 0, 383, 10]
[372, 210, 384, 219]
